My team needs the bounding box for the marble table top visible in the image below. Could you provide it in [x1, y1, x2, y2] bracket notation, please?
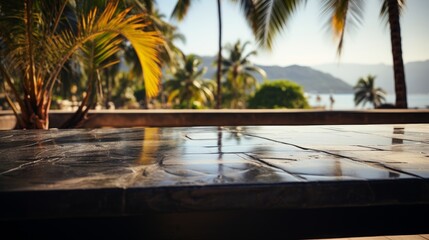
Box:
[1, 124, 429, 220]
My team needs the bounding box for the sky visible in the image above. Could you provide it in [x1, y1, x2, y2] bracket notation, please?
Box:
[157, 0, 429, 67]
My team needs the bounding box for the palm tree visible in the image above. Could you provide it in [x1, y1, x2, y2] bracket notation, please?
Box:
[383, 0, 407, 108]
[153, 10, 187, 75]
[321, 0, 407, 108]
[242, 0, 407, 108]
[216, 0, 223, 109]
[354, 75, 386, 108]
[0, 0, 163, 129]
[123, 5, 185, 108]
[171, 0, 288, 109]
[164, 54, 216, 109]
[125, 4, 186, 76]
[170, 0, 224, 109]
[221, 40, 266, 108]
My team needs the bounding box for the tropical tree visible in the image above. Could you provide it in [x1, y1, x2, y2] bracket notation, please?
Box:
[99, 54, 121, 109]
[322, 0, 407, 108]
[241, 0, 407, 108]
[354, 75, 386, 108]
[248, 80, 310, 109]
[123, 6, 185, 108]
[221, 40, 266, 108]
[170, 0, 223, 109]
[56, 58, 83, 106]
[382, 0, 407, 108]
[0, 0, 163, 129]
[124, 3, 186, 76]
[152, 10, 186, 75]
[110, 72, 140, 109]
[164, 54, 216, 109]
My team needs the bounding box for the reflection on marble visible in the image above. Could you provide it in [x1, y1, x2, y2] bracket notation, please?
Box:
[1, 125, 429, 189]
[1, 124, 429, 219]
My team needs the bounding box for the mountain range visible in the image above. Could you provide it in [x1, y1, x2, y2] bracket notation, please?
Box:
[313, 60, 429, 94]
[200, 56, 353, 94]
[200, 56, 428, 94]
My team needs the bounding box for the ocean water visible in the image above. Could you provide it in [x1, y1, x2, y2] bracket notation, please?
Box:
[306, 93, 429, 110]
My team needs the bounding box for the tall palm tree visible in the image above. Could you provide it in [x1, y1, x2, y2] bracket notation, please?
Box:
[171, 0, 285, 109]
[164, 54, 216, 109]
[322, 0, 407, 108]
[170, 0, 223, 109]
[242, 0, 408, 108]
[0, 0, 163, 129]
[354, 75, 386, 108]
[221, 40, 266, 108]
[383, 0, 407, 108]
[216, 0, 222, 109]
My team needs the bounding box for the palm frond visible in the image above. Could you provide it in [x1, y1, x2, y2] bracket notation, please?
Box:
[233, 0, 258, 34]
[380, 0, 406, 26]
[171, 0, 191, 21]
[321, 0, 365, 55]
[245, 65, 267, 79]
[44, 1, 163, 97]
[240, 50, 257, 65]
[251, 0, 304, 50]
[1, 0, 163, 128]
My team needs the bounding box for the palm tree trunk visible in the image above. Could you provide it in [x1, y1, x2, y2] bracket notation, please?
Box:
[387, 0, 407, 108]
[216, 0, 222, 109]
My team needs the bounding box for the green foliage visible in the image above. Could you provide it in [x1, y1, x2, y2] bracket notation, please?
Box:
[134, 86, 146, 104]
[164, 54, 216, 109]
[239, 0, 407, 107]
[171, 0, 192, 21]
[220, 40, 266, 108]
[0, 0, 163, 128]
[248, 80, 309, 109]
[124, 7, 185, 79]
[354, 75, 386, 108]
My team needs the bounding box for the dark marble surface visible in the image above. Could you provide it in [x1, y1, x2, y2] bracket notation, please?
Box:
[1, 124, 429, 221]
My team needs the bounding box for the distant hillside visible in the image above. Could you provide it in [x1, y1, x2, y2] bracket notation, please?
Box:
[313, 60, 429, 94]
[200, 56, 353, 94]
[260, 65, 353, 93]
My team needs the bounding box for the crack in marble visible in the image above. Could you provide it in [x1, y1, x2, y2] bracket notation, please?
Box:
[4, 138, 55, 149]
[355, 145, 388, 151]
[123, 165, 152, 187]
[0, 134, 14, 139]
[0, 157, 61, 175]
[309, 152, 423, 179]
[326, 126, 427, 144]
[163, 168, 212, 178]
[367, 163, 425, 179]
[243, 153, 307, 181]
[244, 133, 422, 179]
[257, 157, 297, 161]
[1, 126, 428, 192]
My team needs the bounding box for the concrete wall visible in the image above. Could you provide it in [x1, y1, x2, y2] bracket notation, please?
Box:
[2, 109, 429, 129]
